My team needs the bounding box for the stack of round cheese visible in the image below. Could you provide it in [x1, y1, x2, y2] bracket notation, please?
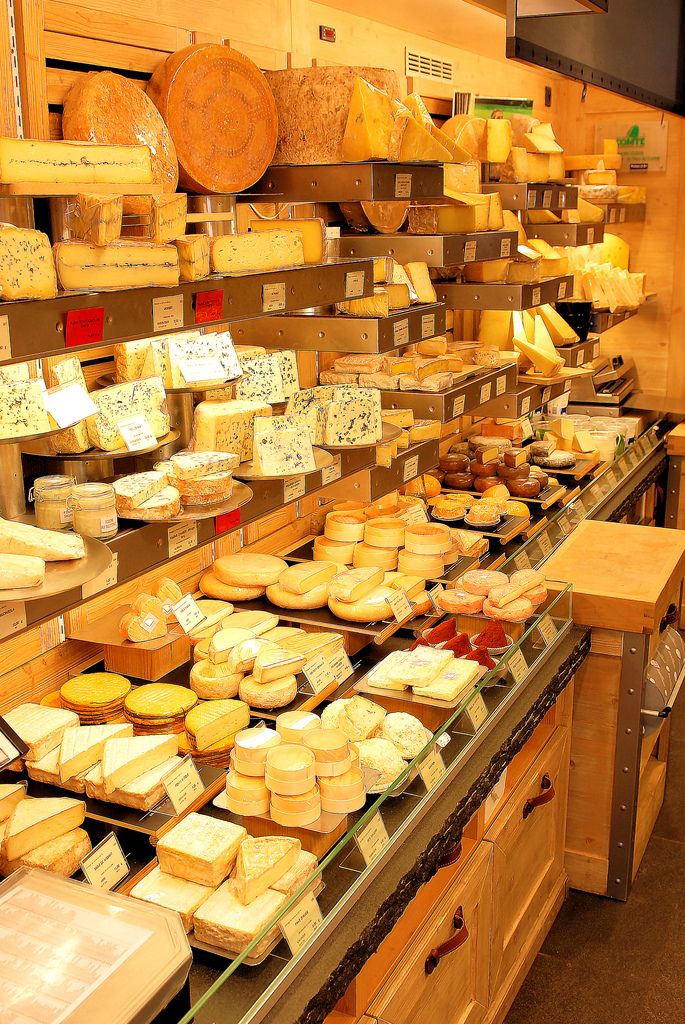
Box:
[438, 568, 548, 622]
[181, 697, 250, 768]
[124, 683, 198, 735]
[199, 553, 288, 602]
[60, 672, 132, 724]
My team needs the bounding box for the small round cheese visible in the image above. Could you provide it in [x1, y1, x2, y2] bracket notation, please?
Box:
[199, 570, 266, 601]
[266, 581, 329, 610]
[239, 673, 297, 709]
[189, 660, 243, 699]
[214, 553, 288, 586]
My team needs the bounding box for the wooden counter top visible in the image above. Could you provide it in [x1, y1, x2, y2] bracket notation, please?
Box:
[544, 520, 685, 633]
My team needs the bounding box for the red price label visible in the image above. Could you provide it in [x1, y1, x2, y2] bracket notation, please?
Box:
[65, 307, 105, 347]
[195, 289, 224, 324]
[215, 509, 241, 534]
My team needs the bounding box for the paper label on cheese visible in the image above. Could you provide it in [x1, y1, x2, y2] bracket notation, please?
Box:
[172, 594, 206, 634]
[162, 754, 204, 814]
[117, 415, 156, 452]
[328, 648, 354, 684]
[81, 832, 129, 890]
[356, 812, 390, 865]
[139, 613, 161, 635]
[44, 383, 98, 428]
[0, 601, 27, 640]
[168, 521, 197, 558]
[177, 356, 228, 385]
[403, 454, 419, 483]
[152, 294, 184, 333]
[279, 890, 324, 955]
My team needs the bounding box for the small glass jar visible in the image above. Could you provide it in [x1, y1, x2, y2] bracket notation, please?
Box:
[70, 482, 118, 540]
[31, 474, 75, 530]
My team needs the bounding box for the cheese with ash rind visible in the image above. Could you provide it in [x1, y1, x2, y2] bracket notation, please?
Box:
[66, 193, 123, 245]
[54, 240, 180, 291]
[0, 137, 153, 184]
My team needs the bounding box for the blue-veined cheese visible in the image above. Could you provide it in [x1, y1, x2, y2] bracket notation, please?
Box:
[114, 339, 153, 382]
[0, 380, 50, 438]
[0, 226, 57, 299]
[171, 451, 240, 480]
[45, 357, 91, 454]
[235, 353, 287, 404]
[86, 376, 169, 451]
[135, 485, 181, 519]
[274, 351, 299, 398]
[0, 137, 152, 184]
[193, 399, 272, 460]
[54, 240, 179, 292]
[210, 231, 304, 274]
[0, 362, 31, 385]
[173, 234, 210, 282]
[252, 415, 317, 475]
[324, 389, 383, 445]
[113, 471, 169, 513]
[65, 193, 123, 245]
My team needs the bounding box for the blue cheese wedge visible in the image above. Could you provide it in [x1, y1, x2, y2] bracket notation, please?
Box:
[0, 380, 51, 438]
[170, 451, 240, 480]
[236, 354, 287, 404]
[193, 399, 272, 460]
[252, 415, 317, 475]
[0, 225, 57, 299]
[274, 351, 300, 398]
[86, 377, 169, 451]
[113, 471, 168, 513]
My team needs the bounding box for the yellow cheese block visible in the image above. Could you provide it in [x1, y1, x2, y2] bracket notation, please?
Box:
[54, 240, 179, 291]
[409, 202, 489, 234]
[524, 131, 563, 154]
[536, 304, 578, 345]
[487, 191, 504, 230]
[66, 193, 123, 245]
[210, 231, 304, 274]
[389, 112, 451, 162]
[464, 258, 510, 283]
[566, 197, 605, 224]
[477, 310, 512, 349]
[173, 235, 210, 282]
[486, 118, 512, 163]
[503, 210, 527, 246]
[527, 153, 550, 182]
[526, 210, 560, 225]
[443, 161, 481, 196]
[601, 232, 630, 270]
[342, 78, 395, 161]
[250, 218, 326, 265]
[513, 334, 563, 376]
[0, 137, 152, 184]
[404, 262, 436, 303]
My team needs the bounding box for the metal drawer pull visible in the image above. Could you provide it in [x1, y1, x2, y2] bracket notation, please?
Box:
[436, 841, 462, 870]
[424, 907, 469, 975]
[522, 773, 555, 819]
[660, 603, 678, 632]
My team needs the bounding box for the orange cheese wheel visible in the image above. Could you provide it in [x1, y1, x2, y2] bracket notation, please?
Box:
[62, 70, 178, 215]
[146, 44, 277, 194]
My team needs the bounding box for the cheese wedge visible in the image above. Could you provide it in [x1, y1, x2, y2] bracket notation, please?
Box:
[342, 78, 395, 161]
[131, 865, 215, 932]
[0, 783, 25, 822]
[234, 835, 301, 905]
[252, 648, 307, 684]
[26, 746, 87, 793]
[157, 811, 247, 887]
[59, 723, 133, 783]
[249, 218, 326, 265]
[388, 112, 451, 162]
[278, 561, 339, 596]
[328, 567, 385, 603]
[404, 262, 436, 303]
[414, 660, 480, 700]
[0, 520, 85, 561]
[487, 118, 512, 162]
[536, 303, 578, 345]
[3, 796, 85, 861]
[533, 316, 560, 361]
[184, 699, 250, 752]
[101, 734, 178, 795]
[3, 704, 79, 761]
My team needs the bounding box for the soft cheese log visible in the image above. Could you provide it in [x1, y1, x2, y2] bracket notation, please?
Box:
[0, 553, 45, 589]
[3, 797, 85, 861]
[65, 194, 123, 245]
[0, 225, 57, 299]
[54, 240, 179, 291]
[0, 519, 85, 560]
[0, 137, 153, 184]
[210, 231, 304, 274]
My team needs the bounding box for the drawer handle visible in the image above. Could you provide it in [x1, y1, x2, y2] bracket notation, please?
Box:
[424, 907, 469, 975]
[436, 841, 462, 870]
[522, 773, 555, 819]
[660, 603, 678, 632]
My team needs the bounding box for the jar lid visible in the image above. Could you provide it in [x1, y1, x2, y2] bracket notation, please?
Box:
[33, 474, 74, 499]
[70, 482, 115, 509]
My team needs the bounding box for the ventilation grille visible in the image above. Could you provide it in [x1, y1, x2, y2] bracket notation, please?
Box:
[405, 49, 453, 82]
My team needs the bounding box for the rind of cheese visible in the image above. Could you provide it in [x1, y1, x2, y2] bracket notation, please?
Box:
[0, 137, 153, 184]
[3, 796, 85, 861]
[0, 784, 26, 822]
[173, 234, 210, 282]
[113, 471, 168, 513]
[234, 835, 301, 905]
[156, 811, 247, 887]
[0, 520, 85, 562]
[66, 193, 123, 245]
[101, 733, 178, 794]
[193, 878, 287, 952]
[54, 240, 180, 291]
[86, 376, 169, 451]
[58, 723, 133, 782]
[252, 415, 317, 475]
[131, 865, 215, 931]
[193, 399, 272, 461]
[150, 193, 187, 243]
[210, 231, 304, 274]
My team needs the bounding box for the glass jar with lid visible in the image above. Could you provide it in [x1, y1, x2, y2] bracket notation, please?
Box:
[31, 474, 75, 531]
[70, 482, 118, 540]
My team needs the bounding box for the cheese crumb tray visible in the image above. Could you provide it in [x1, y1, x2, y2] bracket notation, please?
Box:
[23, 429, 181, 461]
[234, 447, 335, 480]
[0, 519, 112, 602]
[319, 421, 402, 452]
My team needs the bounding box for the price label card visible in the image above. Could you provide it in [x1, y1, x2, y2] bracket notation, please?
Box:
[0, 718, 28, 768]
[576, 350, 584, 367]
[464, 239, 477, 263]
[593, 342, 600, 358]
[44, 383, 98, 428]
[500, 237, 512, 258]
[627, 449, 639, 469]
[387, 588, 413, 623]
[168, 521, 198, 558]
[558, 513, 572, 536]
[587, 227, 595, 244]
[0, 601, 27, 640]
[508, 648, 528, 684]
[195, 289, 223, 324]
[538, 614, 558, 646]
[557, 280, 568, 300]
[401, 502, 429, 525]
[514, 550, 531, 571]
[538, 531, 553, 556]
[479, 382, 492, 404]
[172, 594, 206, 634]
[429, 584, 445, 612]
[177, 356, 227, 385]
[393, 319, 409, 347]
[542, 387, 552, 405]
[302, 653, 335, 694]
[609, 207, 617, 223]
[419, 746, 446, 790]
[321, 455, 342, 486]
[65, 306, 105, 348]
[262, 282, 286, 313]
[329, 648, 354, 684]
[531, 287, 541, 306]
[421, 313, 436, 339]
[620, 208, 626, 223]
[466, 692, 488, 731]
[279, 890, 323, 955]
[496, 375, 506, 396]
[403, 454, 419, 483]
[152, 294, 184, 333]
[162, 754, 205, 815]
[0, 315, 10, 360]
[284, 475, 306, 503]
[542, 189, 553, 209]
[521, 399, 532, 420]
[527, 189, 537, 209]
[81, 552, 118, 599]
[395, 173, 412, 198]
[484, 767, 507, 824]
[356, 812, 390, 866]
[345, 270, 365, 299]
[117, 415, 156, 452]
[80, 832, 129, 890]
[453, 394, 466, 418]
[607, 314, 614, 328]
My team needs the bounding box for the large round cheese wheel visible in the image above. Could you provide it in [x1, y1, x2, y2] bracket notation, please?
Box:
[146, 44, 277, 194]
[61, 71, 178, 214]
[339, 201, 409, 234]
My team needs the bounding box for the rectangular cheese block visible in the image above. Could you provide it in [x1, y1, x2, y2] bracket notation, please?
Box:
[0, 380, 50, 438]
[323, 387, 382, 446]
[150, 193, 187, 243]
[113, 339, 151, 382]
[101, 733, 178, 795]
[252, 415, 317, 475]
[86, 376, 169, 451]
[193, 399, 271, 461]
[1, 826, 91, 879]
[234, 835, 301, 904]
[336, 292, 390, 317]
[0, 784, 26, 822]
[173, 234, 210, 282]
[54, 241, 180, 291]
[236, 353, 286, 403]
[131, 865, 215, 931]
[186, 699, 250, 751]
[0, 520, 85, 561]
[0, 137, 153, 184]
[25, 746, 86, 793]
[250, 218, 326, 265]
[171, 451, 240, 480]
[114, 471, 168, 513]
[414, 659, 479, 700]
[157, 812, 246, 887]
[210, 231, 304, 274]
[408, 202, 489, 234]
[193, 878, 287, 952]
[3, 796, 85, 861]
[59, 723, 133, 782]
[66, 193, 123, 245]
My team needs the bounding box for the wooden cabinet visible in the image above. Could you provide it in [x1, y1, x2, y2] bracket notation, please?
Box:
[366, 842, 493, 1024]
[485, 724, 570, 995]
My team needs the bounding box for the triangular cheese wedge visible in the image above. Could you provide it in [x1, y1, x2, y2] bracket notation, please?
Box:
[235, 835, 301, 905]
[101, 734, 178, 795]
[342, 78, 395, 161]
[522, 310, 536, 344]
[533, 317, 559, 361]
[388, 112, 451, 162]
[537, 304, 578, 345]
[3, 796, 84, 861]
[0, 783, 25, 822]
[513, 334, 563, 376]
[3, 703, 79, 761]
[59, 723, 133, 782]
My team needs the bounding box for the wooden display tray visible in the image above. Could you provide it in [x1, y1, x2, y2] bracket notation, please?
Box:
[211, 791, 348, 859]
[520, 365, 595, 386]
[354, 675, 487, 732]
[66, 606, 191, 681]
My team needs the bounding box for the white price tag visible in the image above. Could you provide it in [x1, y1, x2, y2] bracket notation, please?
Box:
[527, 189, 537, 209]
[81, 552, 118, 599]
[453, 394, 466, 418]
[514, 550, 531, 571]
[387, 588, 414, 623]
[395, 173, 412, 198]
[117, 415, 156, 452]
[421, 313, 436, 339]
[557, 280, 568, 300]
[80, 833, 129, 890]
[140, 612, 161, 635]
[542, 387, 552, 405]
[496, 375, 506, 396]
[302, 653, 335, 694]
[575, 497, 587, 517]
[464, 239, 477, 263]
[167, 521, 197, 558]
[356, 812, 390, 865]
[466, 692, 488, 731]
[609, 207, 617, 223]
[419, 747, 446, 789]
[262, 282, 286, 312]
[284, 475, 306, 503]
[500, 237, 512, 258]
[620, 208, 626, 223]
[429, 584, 445, 611]
[479, 382, 492, 404]
[44, 383, 98, 427]
[403, 454, 420, 483]
[531, 287, 541, 306]
[172, 593, 206, 634]
[328, 648, 354, 684]
[177, 356, 227, 385]
[393, 319, 409, 347]
[508, 648, 528, 684]
[0, 601, 27, 639]
[345, 270, 366, 298]
[401, 503, 429, 525]
[542, 189, 553, 209]
[279, 891, 324, 955]
[152, 294, 184, 333]
[521, 397, 531, 416]
[587, 227, 595, 244]
[484, 768, 507, 823]
[538, 614, 558, 646]
[321, 455, 342, 486]
[0, 315, 10, 360]
[538, 531, 553, 556]
[162, 754, 204, 814]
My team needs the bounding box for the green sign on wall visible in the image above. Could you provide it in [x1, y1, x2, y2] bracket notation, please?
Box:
[595, 121, 668, 172]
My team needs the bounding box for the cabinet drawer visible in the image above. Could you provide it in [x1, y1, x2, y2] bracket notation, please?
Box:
[367, 842, 492, 1024]
[486, 724, 569, 990]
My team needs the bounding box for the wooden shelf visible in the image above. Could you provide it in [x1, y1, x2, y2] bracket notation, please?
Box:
[338, 230, 517, 266]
